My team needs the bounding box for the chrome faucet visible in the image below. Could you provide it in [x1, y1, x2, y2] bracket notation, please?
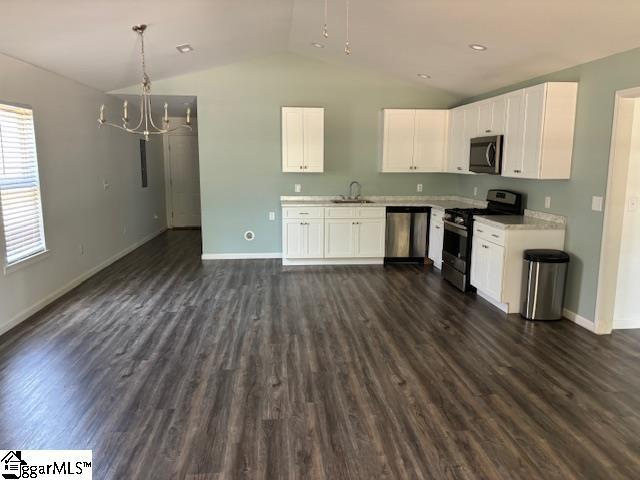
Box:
[348, 181, 362, 200]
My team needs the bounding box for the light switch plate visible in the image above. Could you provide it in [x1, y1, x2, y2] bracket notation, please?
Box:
[269, 211, 276, 221]
[545, 197, 551, 209]
[473, 186, 478, 197]
[417, 184, 423, 193]
[592, 196, 604, 212]
[294, 184, 301, 193]
[629, 196, 638, 212]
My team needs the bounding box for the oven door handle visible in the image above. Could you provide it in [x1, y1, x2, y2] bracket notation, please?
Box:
[444, 220, 468, 237]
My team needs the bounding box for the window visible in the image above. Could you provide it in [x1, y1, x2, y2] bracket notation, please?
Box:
[0, 103, 46, 268]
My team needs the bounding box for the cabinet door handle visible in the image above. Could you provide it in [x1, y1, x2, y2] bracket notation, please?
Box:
[477, 229, 484, 233]
[514, 169, 521, 174]
[457, 167, 462, 171]
[492, 234, 499, 238]
[485, 129, 491, 133]
[483, 244, 489, 249]
[435, 225, 440, 230]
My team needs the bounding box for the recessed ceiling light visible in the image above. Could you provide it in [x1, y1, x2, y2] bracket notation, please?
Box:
[176, 44, 194, 54]
[311, 42, 325, 48]
[469, 44, 488, 51]
[417, 73, 431, 79]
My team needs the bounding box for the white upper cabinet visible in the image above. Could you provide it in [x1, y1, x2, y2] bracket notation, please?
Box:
[382, 109, 448, 172]
[502, 89, 526, 177]
[413, 110, 449, 172]
[282, 107, 324, 172]
[446, 107, 469, 173]
[382, 109, 416, 172]
[502, 82, 578, 179]
[477, 96, 507, 136]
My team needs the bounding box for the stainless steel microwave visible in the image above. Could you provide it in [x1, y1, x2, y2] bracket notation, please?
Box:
[469, 135, 503, 174]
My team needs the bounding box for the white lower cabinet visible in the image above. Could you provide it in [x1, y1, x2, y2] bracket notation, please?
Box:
[471, 236, 504, 301]
[470, 221, 565, 313]
[355, 219, 386, 257]
[325, 218, 385, 258]
[325, 219, 356, 257]
[283, 206, 385, 264]
[283, 219, 324, 259]
[428, 210, 444, 268]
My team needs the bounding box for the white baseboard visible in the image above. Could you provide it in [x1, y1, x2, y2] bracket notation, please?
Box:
[563, 308, 597, 333]
[201, 252, 282, 260]
[282, 258, 384, 266]
[475, 289, 509, 313]
[611, 317, 640, 330]
[0, 228, 167, 337]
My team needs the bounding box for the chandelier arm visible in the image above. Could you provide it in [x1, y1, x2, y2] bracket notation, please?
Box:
[130, 90, 145, 131]
[146, 94, 165, 132]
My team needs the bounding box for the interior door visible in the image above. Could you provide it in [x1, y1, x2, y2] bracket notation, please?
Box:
[168, 135, 201, 227]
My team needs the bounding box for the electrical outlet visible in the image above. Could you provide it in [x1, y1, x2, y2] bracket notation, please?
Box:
[269, 211, 276, 221]
[545, 196, 551, 209]
[628, 196, 638, 212]
[123, 226, 127, 236]
[79, 243, 85, 255]
[417, 184, 423, 193]
[294, 184, 301, 193]
[592, 196, 603, 212]
[473, 186, 478, 197]
[103, 179, 110, 191]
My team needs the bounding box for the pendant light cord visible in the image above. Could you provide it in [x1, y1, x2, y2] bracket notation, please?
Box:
[344, 0, 351, 55]
[323, 0, 329, 38]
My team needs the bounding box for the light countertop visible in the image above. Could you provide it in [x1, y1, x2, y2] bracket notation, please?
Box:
[474, 214, 566, 231]
[280, 195, 484, 210]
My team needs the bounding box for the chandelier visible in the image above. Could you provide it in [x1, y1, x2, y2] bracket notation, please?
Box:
[98, 24, 192, 141]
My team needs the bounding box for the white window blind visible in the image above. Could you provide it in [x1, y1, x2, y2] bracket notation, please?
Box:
[0, 103, 46, 266]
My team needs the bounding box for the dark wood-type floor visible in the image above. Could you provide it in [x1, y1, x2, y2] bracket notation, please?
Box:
[1, 230, 639, 479]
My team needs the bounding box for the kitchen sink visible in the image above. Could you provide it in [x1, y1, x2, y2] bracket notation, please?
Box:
[331, 199, 375, 204]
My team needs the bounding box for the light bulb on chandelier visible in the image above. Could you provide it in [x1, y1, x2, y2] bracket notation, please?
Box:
[98, 24, 192, 141]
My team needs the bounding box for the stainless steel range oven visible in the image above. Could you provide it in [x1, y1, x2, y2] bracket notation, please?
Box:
[441, 190, 523, 292]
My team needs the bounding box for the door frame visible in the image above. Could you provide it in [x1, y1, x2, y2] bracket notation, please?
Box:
[163, 120, 199, 229]
[594, 86, 640, 333]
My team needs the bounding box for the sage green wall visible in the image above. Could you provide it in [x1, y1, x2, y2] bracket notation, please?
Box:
[116, 53, 462, 255]
[455, 47, 640, 322]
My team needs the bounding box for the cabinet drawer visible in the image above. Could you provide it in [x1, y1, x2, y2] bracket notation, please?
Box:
[357, 207, 386, 219]
[283, 207, 324, 219]
[325, 207, 356, 218]
[474, 222, 505, 246]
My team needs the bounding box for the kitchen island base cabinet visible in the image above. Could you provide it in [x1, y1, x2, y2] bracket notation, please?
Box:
[470, 224, 565, 314]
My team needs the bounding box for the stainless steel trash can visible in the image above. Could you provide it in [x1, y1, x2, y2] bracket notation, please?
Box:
[521, 249, 569, 320]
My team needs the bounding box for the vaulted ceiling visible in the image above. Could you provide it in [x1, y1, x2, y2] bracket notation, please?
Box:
[1, 0, 640, 96]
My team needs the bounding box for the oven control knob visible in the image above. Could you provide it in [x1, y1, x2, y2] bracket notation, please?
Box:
[455, 217, 465, 224]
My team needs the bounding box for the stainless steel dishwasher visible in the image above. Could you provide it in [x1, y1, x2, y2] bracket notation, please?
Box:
[385, 207, 430, 263]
